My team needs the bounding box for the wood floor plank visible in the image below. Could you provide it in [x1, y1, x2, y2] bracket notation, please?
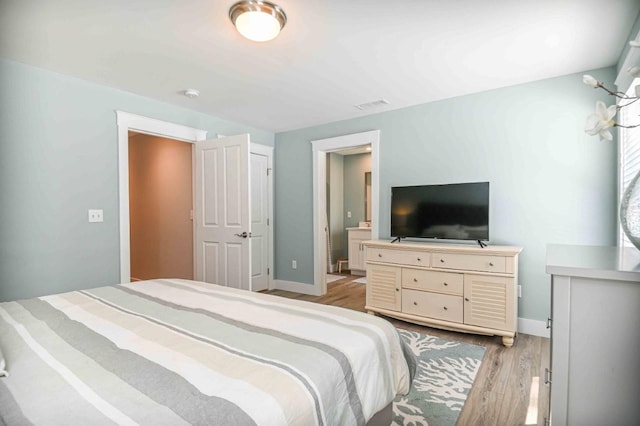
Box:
[265, 277, 550, 425]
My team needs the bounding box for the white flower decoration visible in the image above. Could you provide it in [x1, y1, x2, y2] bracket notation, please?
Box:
[585, 101, 617, 141]
[582, 74, 599, 88]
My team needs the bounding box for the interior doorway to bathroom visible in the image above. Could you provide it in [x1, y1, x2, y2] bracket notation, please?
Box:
[311, 130, 380, 296]
[325, 146, 372, 275]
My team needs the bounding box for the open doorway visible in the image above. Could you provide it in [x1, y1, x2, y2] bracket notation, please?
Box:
[128, 132, 194, 281]
[311, 130, 380, 296]
[116, 111, 274, 291]
[326, 146, 372, 282]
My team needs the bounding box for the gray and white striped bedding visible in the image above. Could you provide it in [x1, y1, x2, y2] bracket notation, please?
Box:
[0, 279, 412, 425]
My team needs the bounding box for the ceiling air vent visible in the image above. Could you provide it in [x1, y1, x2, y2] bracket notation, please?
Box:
[354, 99, 390, 111]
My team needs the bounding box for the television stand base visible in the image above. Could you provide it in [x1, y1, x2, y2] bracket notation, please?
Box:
[391, 236, 405, 243]
[477, 240, 487, 248]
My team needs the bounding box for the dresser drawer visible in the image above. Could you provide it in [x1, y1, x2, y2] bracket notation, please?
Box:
[402, 269, 463, 295]
[402, 289, 463, 322]
[367, 247, 429, 267]
[433, 252, 506, 273]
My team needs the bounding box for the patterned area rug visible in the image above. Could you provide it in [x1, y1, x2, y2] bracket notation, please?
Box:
[394, 329, 486, 426]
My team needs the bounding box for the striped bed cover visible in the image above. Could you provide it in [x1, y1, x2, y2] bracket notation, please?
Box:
[0, 279, 412, 425]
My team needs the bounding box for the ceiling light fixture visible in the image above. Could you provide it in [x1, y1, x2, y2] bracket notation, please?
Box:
[229, 1, 287, 42]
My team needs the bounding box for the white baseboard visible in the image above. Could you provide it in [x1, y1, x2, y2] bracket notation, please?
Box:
[518, 317, 549, 338]
[272, 280, 323, 296]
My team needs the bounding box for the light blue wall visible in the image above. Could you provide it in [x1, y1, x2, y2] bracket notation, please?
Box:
[0, 59, 274, 302]
[274, 67, 617, 322]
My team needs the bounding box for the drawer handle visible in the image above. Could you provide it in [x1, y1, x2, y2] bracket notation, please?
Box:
[440, 259, 445, 263]
[443, 306, 448, 310]
[489, 262, 494, 266]
[413, 278, 418, 282]
[395, 288, 399, 292]
[378, 253, 382, 258]
[443, 282, 448, 286]
[417, 257, 421, 261]
[413, 301, 417, 306]
[465, 297, 470, 302]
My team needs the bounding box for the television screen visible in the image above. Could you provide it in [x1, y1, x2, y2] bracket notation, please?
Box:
[391, 182, 489, 241]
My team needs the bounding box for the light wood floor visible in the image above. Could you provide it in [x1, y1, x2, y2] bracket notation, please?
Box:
[266, 275, 551, 426]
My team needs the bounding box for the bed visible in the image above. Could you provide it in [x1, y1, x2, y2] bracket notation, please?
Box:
[0, 279, 414, 425]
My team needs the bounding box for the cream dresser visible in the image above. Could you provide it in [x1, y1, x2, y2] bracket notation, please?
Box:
[363, 240, 522, 347]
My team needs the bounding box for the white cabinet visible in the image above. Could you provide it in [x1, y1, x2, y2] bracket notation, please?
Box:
[364, 240, 522, 347]
[347, 227, 371, 275]
[546, 244, 640, 426]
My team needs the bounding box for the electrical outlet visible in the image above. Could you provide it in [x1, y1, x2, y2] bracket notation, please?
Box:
[347, 211, 352, 218]
[88, 209, 104, 223]
[292, 260, 297, 269]
[518, 285, 522, 298]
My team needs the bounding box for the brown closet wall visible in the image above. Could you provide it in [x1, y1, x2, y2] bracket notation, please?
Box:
[129, 133, 193, 280]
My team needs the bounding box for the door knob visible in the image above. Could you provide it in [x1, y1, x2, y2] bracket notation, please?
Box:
[234, 231, 250, 238]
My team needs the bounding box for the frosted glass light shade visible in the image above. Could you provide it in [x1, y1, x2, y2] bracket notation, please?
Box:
[229, 1, 287, 43]
[235, 11, 281, 42]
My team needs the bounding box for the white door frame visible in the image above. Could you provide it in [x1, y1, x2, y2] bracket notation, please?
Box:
[311, 130, 380, 295]
[116, 111, 207, 283]
[250, 143, 275, 290]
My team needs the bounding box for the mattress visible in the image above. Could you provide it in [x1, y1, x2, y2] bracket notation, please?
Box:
[0, 279, 413, 425]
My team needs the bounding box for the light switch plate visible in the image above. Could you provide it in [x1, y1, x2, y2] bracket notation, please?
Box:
[88, 209, 104, 223]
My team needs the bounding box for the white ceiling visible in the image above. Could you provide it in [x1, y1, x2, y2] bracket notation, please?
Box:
[1, 0, 639, 133]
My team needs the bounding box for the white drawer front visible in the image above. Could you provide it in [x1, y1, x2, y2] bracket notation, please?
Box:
[367, 247, 430, 267]
[433, 252, 506, 273]
[402, 269, 463, 295]
[402, 289, 463, 322]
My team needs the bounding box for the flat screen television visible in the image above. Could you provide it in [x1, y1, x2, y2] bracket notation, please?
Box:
[390, 182, 489, 241]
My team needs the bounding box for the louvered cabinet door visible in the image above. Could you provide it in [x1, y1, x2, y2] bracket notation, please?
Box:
[463, 274, 516, 332]
[366, 264, 401, 311]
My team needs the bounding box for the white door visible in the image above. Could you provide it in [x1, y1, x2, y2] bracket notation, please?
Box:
[250, 151, 270, 291]
[194, 134, 251, 290]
